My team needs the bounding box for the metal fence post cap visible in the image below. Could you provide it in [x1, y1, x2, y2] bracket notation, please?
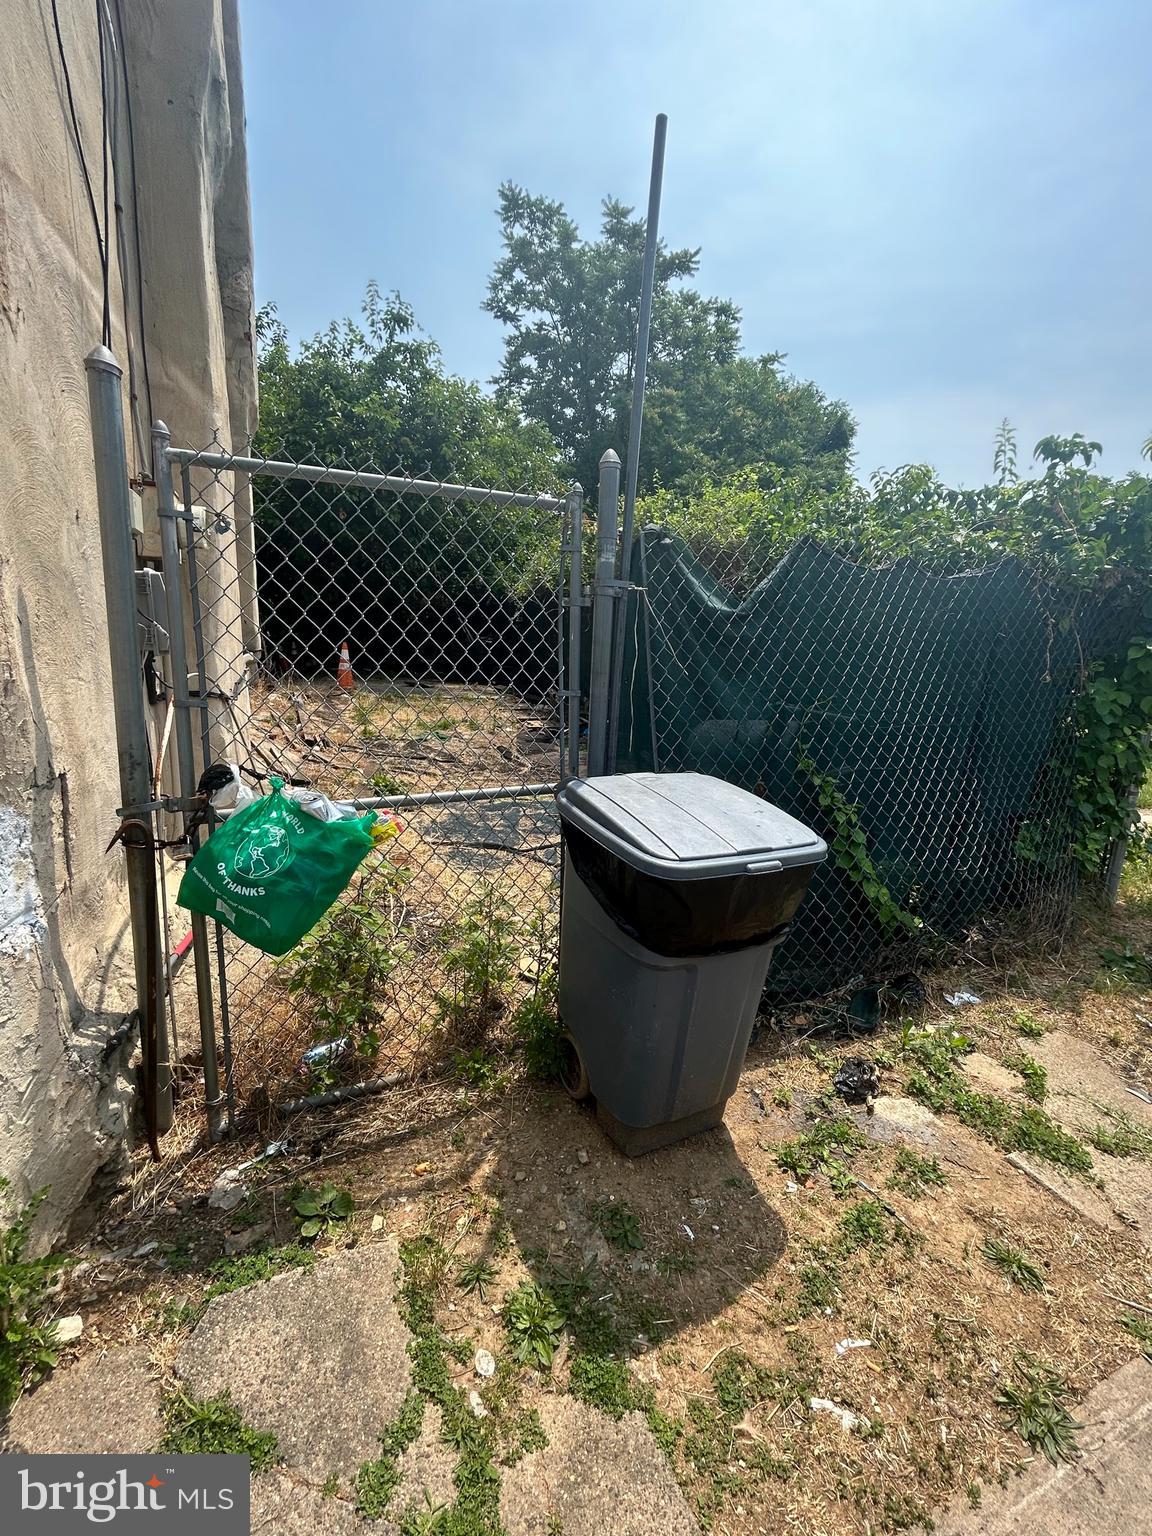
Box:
[84, 344, 122, 377]
[599, 449, 622, 467]
[152, 420, 171, 438]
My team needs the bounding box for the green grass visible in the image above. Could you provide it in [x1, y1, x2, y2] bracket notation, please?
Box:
[162, 1243, 315, 1328]
[1121, 1312, 1152, 1356]
[901, 1029, 1093, 1175]
[981, 1237, 1046, 1291]
[1006, 1051, 1048, 1103]
[356, 1390, 426, 1519]
[886, 1147, 946, 1199]
[160, 1390, 279, 1470]
[456, 1257, 497, 1298]
[797, 1258, 840, 1315]
[838, 1200, 896, 1250]
[775, 1116, 867, 1190]
[1084, 1106, 1152, 1159]
[568, 1352, 641, 1419]
[995, 1357, 1082, 1465]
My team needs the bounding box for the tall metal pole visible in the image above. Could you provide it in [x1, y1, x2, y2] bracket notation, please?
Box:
[85, 346, 173, 1143]
[564, 484, 585, 777]
[607, 112, 668, 771]
[153, 422, 223, 1139]
[587, 449, 621, 777]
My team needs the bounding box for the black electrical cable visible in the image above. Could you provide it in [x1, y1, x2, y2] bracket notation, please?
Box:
[49, 0, 110, 342]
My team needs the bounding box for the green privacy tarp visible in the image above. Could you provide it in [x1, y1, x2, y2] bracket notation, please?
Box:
[616, 532, 1092, 992]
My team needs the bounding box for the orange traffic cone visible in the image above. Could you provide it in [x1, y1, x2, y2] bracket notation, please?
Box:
[336, 640, 355, 691]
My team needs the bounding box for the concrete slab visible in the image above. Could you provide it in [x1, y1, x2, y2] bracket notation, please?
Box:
[500, 1396, 699, 1536]
[4, 1345, 162, 1454]
[176, 1239, 410, 1487]
[933, 1358, 1152, 1535]
[251, 1472, 380, 1534]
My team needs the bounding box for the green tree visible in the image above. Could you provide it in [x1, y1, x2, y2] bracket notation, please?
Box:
[484, 184, 854, 494]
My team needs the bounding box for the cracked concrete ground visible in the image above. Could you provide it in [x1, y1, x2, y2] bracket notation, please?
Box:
[2, 1236, 699, 1533]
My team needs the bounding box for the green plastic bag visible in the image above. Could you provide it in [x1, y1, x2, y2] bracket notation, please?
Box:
[177, 779, 378, 955]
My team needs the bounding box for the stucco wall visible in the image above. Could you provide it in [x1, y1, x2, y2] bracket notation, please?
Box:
[0, 0, 255, 1236]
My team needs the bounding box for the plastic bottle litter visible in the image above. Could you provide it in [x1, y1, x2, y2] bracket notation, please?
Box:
[299, 1038, 353, 1073]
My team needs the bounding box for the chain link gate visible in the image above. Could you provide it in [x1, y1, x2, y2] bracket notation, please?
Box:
[156, 428, 583, 1134]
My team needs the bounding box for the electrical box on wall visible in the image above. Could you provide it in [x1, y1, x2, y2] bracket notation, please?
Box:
[135, 568, 170, 654]
[131, 486, 210, 559]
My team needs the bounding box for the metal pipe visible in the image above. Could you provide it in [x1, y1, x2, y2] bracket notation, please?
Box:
[154, 421, 222, 1139]
[607, 112, 668, 771]
[165, 447, 564, 512]
[85, 345, 173, 1142]
[586, 449, 622, 777]
[348, 781, 559, 812]
[280, 1072, 405, 1117]
[181, 459, 235, 1132]
[565, 485, 585, 777]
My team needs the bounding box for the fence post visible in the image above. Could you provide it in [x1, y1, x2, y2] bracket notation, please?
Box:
[85, 347, 174, 1142]
[565, 484, 585, 777]
[587, 450, 621, 777]
[153, 422, 223, 1140]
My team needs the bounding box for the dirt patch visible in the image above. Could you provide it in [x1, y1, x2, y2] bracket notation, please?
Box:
[55, 876, 1152, 1536]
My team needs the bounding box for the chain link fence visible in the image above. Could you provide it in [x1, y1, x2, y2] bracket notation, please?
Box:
[612, 522, 1120, 997]
[163, 438, 580, 1127]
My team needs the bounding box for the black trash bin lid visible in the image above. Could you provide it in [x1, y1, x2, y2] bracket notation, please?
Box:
[556, 772, 826, 881]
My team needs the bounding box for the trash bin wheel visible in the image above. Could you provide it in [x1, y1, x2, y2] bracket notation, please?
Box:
[558, 1032, 590, 1101]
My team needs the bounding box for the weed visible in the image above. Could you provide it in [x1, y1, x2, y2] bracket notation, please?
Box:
[1006, 1051, 1048, 1103]
[495, 1404, 547, 1466]
[1085, 1106, 1152, 1159]
[967, 1482, 983, 1508]
[1096, 942, 1152, 988]
[454, 1048, 504, 1090]
[886, 1147, 946, 1199]
[646, 1405, 684, 1459]
[772, 1086, 794, 1109]
[282, 873, 404, 1076]
[436, 886, 519, 1050]
[568, 1352, 641, 1419]
[775, 1116, 867, 1188]
[369, 771, 410, 797]
[321, 1473, 341, 1498]
[356, 1389, 426, 1519]
[995, 1357, 1082, 1464]
[159, 1244, 315, 1330]
[456, 1258, 497, 1299]
[161, 1390, 279, 1470]
[503, 1282, 565, 1368]
[511, 915, 564, 1079]
[1013, 1011, 1047, 1040]
[982, 1237, 1045, 1291]
[797, 1258, 840, 1315]
[903, 1032, 1092, 1174]
[590, 1199, 645, 1251]
[0, 1182, 71, 1416]
[838, 1200, 892, 1250]
[292, 1180, 354, 1241]
[1121, 1312, 1152, 1356]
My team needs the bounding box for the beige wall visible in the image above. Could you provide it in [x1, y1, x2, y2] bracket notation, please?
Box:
[0, 0, 255, 1236]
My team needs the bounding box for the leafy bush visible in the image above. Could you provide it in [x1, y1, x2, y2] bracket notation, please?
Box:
[0, 1183, 70, 1417]
[282, 868, 404, 1080]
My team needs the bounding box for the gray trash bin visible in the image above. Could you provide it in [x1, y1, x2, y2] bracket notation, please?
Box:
[555, 772, 827, 1155]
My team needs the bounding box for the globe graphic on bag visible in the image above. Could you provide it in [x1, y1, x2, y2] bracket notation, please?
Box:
[232, 822, 291, 879]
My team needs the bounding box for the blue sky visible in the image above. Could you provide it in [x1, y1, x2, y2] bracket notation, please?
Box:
[241, 0, 1150, 485]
